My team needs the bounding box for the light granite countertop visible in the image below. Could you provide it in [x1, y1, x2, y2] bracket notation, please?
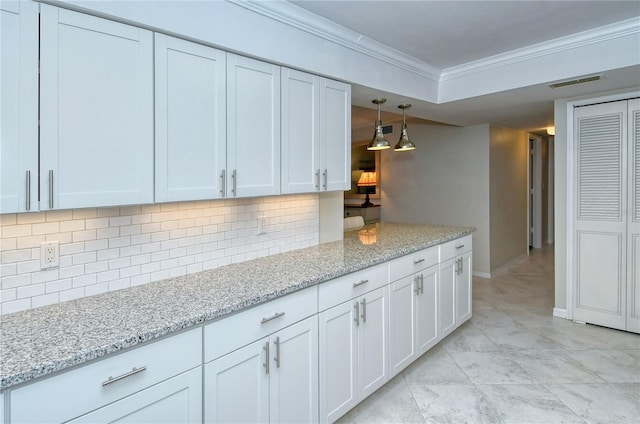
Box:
[0, 222, 473, 390]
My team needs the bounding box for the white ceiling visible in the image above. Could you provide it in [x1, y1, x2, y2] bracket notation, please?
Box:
[289, 0, 640, 133]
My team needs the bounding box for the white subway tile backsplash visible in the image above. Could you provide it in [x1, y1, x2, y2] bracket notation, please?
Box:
[0, 195, 319, 314]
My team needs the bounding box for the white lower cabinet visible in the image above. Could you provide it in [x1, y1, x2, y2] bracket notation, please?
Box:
[204, 316, 318, 424]
[68, 367, 201, 424]
[10, 328, 202, 424]
[440, 235, 473, 336]
[389, 264, 439, 376]
[319, 283, 389, 424]
[439, 257, 458, 339]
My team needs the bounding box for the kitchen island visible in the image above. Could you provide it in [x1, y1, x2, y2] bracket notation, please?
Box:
[0, 222, 473, 423]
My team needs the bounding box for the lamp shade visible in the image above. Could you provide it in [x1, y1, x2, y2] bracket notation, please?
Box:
[367, 98, 391, 151]
[357, 171, 377, 187]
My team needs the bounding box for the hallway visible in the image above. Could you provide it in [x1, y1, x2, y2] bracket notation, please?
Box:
[337, 245, 640, 423]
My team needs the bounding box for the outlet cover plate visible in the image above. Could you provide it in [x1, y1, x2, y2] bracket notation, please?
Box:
[40, 241, 59, 269]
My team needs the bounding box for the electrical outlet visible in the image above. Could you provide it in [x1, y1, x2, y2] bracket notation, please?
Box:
[40, 241, 59, 270]
[257, 216, 267, 235]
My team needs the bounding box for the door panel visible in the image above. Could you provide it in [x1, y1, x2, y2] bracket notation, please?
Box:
[389, 275, 416, 377]
[358, 287, 388, 400]
[417, 266, 439, 355]
[573, 101, 627, 330]
[628, 98, 640, 333]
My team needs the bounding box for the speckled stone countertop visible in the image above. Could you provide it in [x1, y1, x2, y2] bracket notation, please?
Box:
[0, 223, 473, 390]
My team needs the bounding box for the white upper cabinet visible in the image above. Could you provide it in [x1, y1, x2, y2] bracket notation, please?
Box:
[321, 78, 351, 191]
[0, 0, 38, 213]
[281, 70, 351, 194]
[227, 54, 281, 198]
[281, 68, 321, 193]
[155, 34, 226, 203]
[39, 5, 154, 210]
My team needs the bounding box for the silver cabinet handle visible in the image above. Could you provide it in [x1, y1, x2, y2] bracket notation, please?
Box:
[315, 169, 320, 190]
[263, 341, 270, 374]
[231, 170, 237, 197]
[102, 366, 146, 386]
[220, 170, 226, 197]
[261, 311, 285, 324]
[414, 275, 420, 295]
[322, 169, 327, 190]
[353, 279, 369, 288]
[420, 274, 424, 294]
[273, 336, 280, 368]
[25, 170, 31, 211]
[354, 301, 360, 326]
[361, 298, 367, 323]
[48, 170, 54, 209]
[413, 258, 425, 265]
[456, 244, 465, 250]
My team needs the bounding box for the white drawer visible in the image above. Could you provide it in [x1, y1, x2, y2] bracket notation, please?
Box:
[11, 328, 201, 424]
[389, 246, 439, 282]
[318, 262, 389, 311]
[204, 286, 317, 363]
[440, 235, 473, 262]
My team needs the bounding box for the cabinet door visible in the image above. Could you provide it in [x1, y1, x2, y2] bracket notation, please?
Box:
[281, 68, 321, 194]
[68, 367, 201, 424]
[204, 339, 270, 424]
[456, 252, 473, 326]
[40, 5, 153, 210]
[227, 54, 280, 198]
[319, 300, 358, 423]
[416, 265, 439, 355]
[389, 275, 416, 377]
[439, 257, 457, 339]
[0, 0, 38, 213]
[320, 79, 351, 191]
[155, 34, 226, 202]
[270, 317, 319, 424]
[358, 286, 388, 400]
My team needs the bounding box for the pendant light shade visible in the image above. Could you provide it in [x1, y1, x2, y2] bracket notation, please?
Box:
[394, 104, 416, 152]
[367, 98, 391, 151]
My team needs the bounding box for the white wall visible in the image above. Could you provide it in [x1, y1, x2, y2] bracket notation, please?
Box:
[489, 125, 529, 271]
[380, 123, 491, 274]
[0, 195, 319, 314]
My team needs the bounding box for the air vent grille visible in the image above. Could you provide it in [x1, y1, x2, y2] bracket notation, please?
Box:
[549, 74, 603, 89]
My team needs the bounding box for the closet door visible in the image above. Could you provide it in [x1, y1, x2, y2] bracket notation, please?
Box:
[627, 98, 640, 333]
[573, 101, 627, 330]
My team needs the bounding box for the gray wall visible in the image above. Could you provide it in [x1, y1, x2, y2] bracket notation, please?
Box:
[379, 123, 491, 274]
[489, 125, 529, 271]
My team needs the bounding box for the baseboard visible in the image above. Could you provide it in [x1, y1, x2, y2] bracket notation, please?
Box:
[473, 271, 491, 279]
[553, 308, 567, 319]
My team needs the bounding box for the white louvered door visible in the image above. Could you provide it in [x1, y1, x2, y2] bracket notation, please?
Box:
[627, 99, 640, 333]
[573, 101, 627, 330]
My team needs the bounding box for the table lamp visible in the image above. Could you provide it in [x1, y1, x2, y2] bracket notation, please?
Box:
[357, 171, 377, 207]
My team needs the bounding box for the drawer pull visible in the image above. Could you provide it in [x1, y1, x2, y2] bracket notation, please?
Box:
[353, 279, 369, 288]
[102, 366, 147, 386]
[413, 258, 425, 264]
[455, 244, 465, 250]
[261, 311, 285, 324]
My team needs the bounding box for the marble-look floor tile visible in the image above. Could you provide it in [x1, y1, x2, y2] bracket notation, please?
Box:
[530, 323, 622, 350]
[615, 383, 640, 402]
[569, 350, 640, 383]
[409, 384, 505, 424]
[335, 376, 424, 424]
[546, 383, 640, 424]
[440, 322, 499, 352]
[470, 308, 523, 330]
[476, 384, 586, 424]
[448, 351, 536, 384]
[481, 326, 564, 351]
[507, 350, 605, 384]
[504, 307, 574, 328]
[402, 347, 471, 386]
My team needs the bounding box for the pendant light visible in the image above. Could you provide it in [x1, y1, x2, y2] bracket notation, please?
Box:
[394, 104, 416, 152]
[367, 98, 391, 151]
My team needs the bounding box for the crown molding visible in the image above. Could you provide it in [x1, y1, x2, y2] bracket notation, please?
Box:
[441, 17, 640, 82]
[229, 0, 441, 82]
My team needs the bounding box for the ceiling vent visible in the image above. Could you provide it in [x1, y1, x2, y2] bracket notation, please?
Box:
[549, 74, 604, 89]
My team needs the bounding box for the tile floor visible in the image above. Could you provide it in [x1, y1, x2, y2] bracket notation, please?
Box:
[336, 245, 640, 424]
